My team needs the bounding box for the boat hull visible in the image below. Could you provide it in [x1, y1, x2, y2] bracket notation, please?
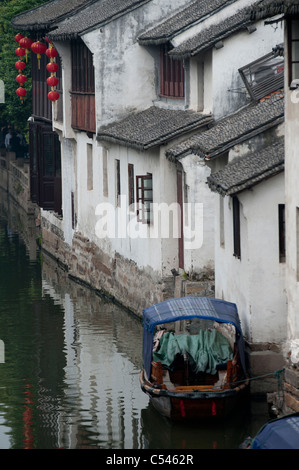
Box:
[140, 370, 249, 421]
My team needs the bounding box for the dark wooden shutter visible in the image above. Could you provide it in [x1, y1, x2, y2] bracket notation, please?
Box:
[233, 196, 241, 259]
[177, 170, 184, 269]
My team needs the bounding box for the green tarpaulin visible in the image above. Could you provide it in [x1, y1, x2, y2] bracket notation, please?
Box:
[152, 330, 233, 375]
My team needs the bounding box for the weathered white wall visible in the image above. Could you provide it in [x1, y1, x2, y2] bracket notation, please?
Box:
[285, 77, 299, 362]
[187, 17, 284, 119]
[83, 0, 191, 127]
[74, 132, 183, 276]
[214, 171, 286, 344]
[212, 20, 284, 120]
[179, 155, 215, 274]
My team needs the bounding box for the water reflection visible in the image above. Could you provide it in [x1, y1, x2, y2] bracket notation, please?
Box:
[0, 189, 271, 449]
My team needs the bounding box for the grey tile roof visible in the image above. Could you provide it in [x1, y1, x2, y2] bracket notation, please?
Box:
[96, 106, 213, 150]
[166, 93, 284, 160]
[12, 0, 151, 36]
[169, 6, 256, 59]
[207, 137, 284, 196]
[11, 0, 94, 31]
[248, 0, 299, 21]
[138, 0, 238, 46]
[47, 0, 151, 40]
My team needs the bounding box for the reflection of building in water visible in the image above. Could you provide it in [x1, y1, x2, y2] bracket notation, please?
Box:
[0, 188, 39, 262]
[41, 256, 147, 449]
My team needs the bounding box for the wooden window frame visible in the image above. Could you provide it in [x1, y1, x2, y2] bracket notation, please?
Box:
[128, 164, 135, 209]
[136, 174, 153, 224]
[233, 196, 241, 259]
[87, 143, 93, 191]
[71, 39, 95, 133]
[279, 204, 286, 263]
[115, 159, 121, 207]
[287, 17, 299, 87]
[160, 44, 184, 99]
[239, 50, 284, 101]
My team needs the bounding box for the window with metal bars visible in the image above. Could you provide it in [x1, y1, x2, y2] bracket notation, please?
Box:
[288, 18, 299, 87]
[239, 49, 284, 101]
[160, 44, 184, 99]
[136, 174, 153, 224]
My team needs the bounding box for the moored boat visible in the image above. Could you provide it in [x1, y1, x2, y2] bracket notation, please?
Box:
[140, 296, 249, 421]
[244, 413, 299, 449]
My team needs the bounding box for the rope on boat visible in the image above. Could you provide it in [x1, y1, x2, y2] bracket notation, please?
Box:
[230, 368, 285, 388]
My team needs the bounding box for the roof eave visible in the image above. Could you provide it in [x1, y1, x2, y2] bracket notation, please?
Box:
[97, 115, 213, 151]
[207, 163, 284, 196]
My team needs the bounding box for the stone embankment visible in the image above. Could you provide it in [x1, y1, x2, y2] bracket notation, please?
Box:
[0, 149, 36, 216]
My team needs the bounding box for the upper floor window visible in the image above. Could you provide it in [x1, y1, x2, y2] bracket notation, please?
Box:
[160, 44, 184, 99]
[71, 39, 95, 133]
[288, 18, 299, 87]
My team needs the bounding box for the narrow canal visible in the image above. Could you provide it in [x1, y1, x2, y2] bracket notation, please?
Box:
[0, 191, 272, 450]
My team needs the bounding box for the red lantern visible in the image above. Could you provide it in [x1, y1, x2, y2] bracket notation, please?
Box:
[19, 37, 33, 49]
[46, 47, 58, 59]
[15, 33, 24, 43]
[46, 76, 59, 87]
[19, 37, 34, 62]
[48, 90, 59, 101]
[31, 41, 47, 69]
[16, 74, 27, 85]
[15, 60, 26, 72]
[16, 87, 27, 100]
[46, 62, 59, 73]
[15, 47, 26, 59]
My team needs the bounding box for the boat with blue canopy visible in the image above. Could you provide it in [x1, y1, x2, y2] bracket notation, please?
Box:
[140, 296, 249, 421]
[248, 413, 299, 449]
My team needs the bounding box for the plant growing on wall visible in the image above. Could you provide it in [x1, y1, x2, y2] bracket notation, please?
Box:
[0, 0, 48, 135]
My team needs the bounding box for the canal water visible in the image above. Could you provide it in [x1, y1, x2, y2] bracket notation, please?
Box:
[0, 192, 272, 450]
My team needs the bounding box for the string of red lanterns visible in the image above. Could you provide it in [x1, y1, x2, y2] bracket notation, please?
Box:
[45, 36, 59, 102]
[15, 34, 27, 101]
[14, 33, 60, 103]
[31, 40, 47, 69]
[19, 37, 34, 62]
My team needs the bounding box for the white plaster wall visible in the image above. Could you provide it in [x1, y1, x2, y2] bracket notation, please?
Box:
[211, 20, 284, 120]
[75, 134, 182, 275]
[285, 90, 299, 347]
[179, 155, 215, 273]
[61, 137, 76, 246]
[282, 22, 299, 362]
[83, 0, 192, 127]
[215, 173, 287, 344]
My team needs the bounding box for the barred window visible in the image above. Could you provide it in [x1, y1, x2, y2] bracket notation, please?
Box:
[160, 44, 184, 99]
[136, 174, 153, 224]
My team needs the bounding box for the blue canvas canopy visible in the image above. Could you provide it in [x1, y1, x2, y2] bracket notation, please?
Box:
[142, 296, 246, 379]
[251, 413, 299, 449]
